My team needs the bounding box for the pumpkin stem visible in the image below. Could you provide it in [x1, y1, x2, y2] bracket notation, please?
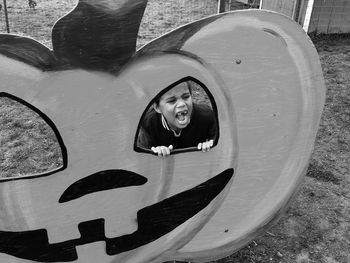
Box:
[52, 0, 148, 71]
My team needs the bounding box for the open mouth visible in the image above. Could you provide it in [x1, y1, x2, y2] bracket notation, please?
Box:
[175, 110, 189, 125]
[0, 168, 233, 262]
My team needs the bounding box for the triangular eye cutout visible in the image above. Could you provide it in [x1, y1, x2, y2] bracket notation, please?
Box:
[0, 93, 67, 181]
[134, 76, 219, 155]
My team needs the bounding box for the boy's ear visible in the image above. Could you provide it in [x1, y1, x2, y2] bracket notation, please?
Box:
[153, 103, 162, 114]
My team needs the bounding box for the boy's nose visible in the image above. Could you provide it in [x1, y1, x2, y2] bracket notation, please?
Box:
[176, 99, 186, 107]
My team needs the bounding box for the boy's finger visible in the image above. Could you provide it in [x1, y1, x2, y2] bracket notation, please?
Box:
[158, 147, 164, 156]
[164, 146, 170, 156]
[156, 146, 168, 157]
[153, 147, 163, 157]
[168, 145, 173, 151]
[202, 142, 209, 152]
[156, 147, 163, 156]
[204, 141, 212, 152]
[197, 142, 202, 150]
[151, 146, 171, 157]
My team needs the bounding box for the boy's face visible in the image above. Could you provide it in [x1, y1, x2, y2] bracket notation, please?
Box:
[154, 82, 193, 132]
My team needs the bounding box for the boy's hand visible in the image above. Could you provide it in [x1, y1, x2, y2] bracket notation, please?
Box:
[197, 139, 213, 152]
[151, 145, 173, 157]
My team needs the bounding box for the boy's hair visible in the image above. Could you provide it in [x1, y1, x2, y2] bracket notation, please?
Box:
[153, 81, 192, 106]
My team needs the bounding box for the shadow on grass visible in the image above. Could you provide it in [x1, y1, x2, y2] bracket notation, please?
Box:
[306, 163, 341, 185]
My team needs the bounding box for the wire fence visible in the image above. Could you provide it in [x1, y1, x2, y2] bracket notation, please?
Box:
[0, 0, 76, 46]
[0, 0, 260, 48]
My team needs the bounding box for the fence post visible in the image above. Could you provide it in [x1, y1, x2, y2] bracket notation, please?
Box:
[259, 0, 263, 9]
[218, 0, 226, 13]
[3, 0, 10, 33]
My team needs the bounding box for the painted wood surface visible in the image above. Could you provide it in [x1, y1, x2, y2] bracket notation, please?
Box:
[308, 0, 350, 34]
[260, 0, 298, 18]
[137, 9, 325, 262]
[0, 0, 325, 262]
[262, 0, 350, 34]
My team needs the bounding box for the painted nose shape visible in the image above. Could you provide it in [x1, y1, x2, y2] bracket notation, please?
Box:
[59, 170, 147, 203]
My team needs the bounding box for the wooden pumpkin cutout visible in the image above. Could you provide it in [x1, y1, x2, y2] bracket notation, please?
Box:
[0, 1, 325, 263]
[148, 10, 325, 263]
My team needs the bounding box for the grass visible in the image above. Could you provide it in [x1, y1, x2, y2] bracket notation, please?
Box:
[0, 98, 62, 177]
[1, 1, 350, 262]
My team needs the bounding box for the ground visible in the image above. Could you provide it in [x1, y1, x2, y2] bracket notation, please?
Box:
[0, 1, 349, 262]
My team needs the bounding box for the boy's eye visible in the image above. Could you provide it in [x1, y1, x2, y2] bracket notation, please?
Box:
[166, 98, 177, 104]
[182, 94, 191, 100]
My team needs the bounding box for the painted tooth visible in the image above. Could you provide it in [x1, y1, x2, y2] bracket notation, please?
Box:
[47, 223, 81, 244]
[105, 214, 138, 238]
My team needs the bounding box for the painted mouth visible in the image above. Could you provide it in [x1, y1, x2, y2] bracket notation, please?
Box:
[0, 168, 233, 262]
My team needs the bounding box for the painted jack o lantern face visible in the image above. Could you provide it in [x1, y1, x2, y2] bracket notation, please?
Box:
[0, 0, 326, 262]
[0, 1, 237, 262]
[0, 54, 236, 263]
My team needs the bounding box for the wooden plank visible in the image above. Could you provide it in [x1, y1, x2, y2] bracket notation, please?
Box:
[328, 0, 350, 33]
[308, 0, 350, 33]
[235, 0, 249, 4]
[296, 0, 308, 25]
[260, 0, 297, 18]
[2, 0, 10, 33]
[302, 0, 314, 32]
[218, 0, 226, 13]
